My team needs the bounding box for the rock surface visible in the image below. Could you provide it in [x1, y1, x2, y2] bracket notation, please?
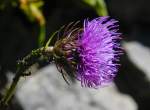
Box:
[16, 64, 137, 110]
[123, 41, 150, 80]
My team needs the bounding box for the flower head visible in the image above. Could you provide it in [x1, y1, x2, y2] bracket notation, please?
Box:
[53, 17, 122, 88]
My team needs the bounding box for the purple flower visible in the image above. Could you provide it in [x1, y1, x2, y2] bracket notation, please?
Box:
[53, 16, 122, 88]
[76, 17, 122, 88]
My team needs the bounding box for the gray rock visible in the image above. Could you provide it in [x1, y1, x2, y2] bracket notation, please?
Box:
[123, 41, 150, 80]
[16, 65, 137, 110]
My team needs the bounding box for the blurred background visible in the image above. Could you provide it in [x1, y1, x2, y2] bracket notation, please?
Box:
[0, 0, 150, 110]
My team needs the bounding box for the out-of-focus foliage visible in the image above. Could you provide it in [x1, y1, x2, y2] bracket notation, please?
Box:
[0, 0, 46, 47]
[20, 0, 45, 46]
[83, 0, 108, 16]
[20, 0, 45, 25]
[0, 0, 108, 47]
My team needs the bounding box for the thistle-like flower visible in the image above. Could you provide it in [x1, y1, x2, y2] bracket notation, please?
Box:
[53, 17, 122, 88]
[0, 17, 122, 107]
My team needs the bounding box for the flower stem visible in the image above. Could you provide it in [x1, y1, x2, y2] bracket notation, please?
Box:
[0, 46, 53, 106]
[1, 69, 21, 105]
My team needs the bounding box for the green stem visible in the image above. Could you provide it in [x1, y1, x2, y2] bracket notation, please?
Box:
[0, 46, 53, 106]
[1, 69, 21, 105]
[38, 24, 46, 47]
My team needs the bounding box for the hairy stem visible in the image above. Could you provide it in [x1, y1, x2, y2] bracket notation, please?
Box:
[0, 46, 53, 106]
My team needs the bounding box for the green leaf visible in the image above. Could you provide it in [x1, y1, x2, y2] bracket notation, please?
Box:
[45, 25, 65, 48]
[45, 31, 58, 48]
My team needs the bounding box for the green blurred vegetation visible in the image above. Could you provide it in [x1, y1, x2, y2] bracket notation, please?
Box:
[83, 0, 108, 16]
[0, 0, 45, 47]
[0, 0, 108, 46]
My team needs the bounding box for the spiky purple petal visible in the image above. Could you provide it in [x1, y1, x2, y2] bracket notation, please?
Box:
[77, 17, 122, 88]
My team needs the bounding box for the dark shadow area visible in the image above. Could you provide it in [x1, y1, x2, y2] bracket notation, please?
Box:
[115, 53, 150, 110]
[107, 0, 150, 110]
